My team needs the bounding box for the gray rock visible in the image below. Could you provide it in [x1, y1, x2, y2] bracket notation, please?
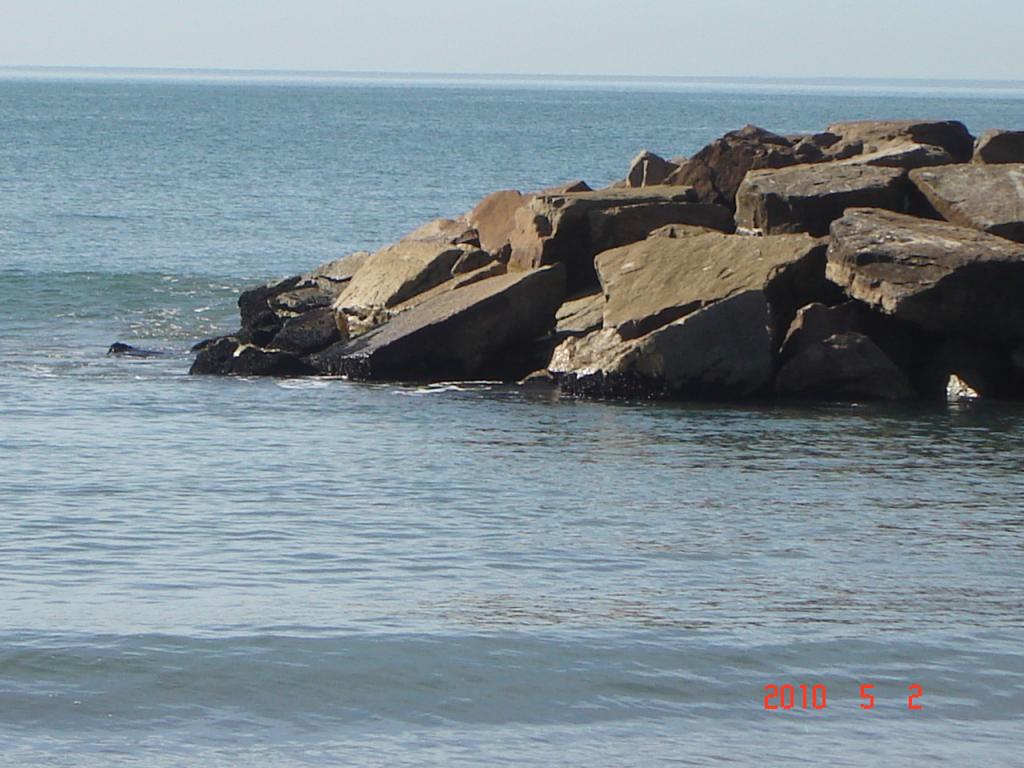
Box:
[775, 332, 916, 401]
[595, 231, 830, 340]
[909, 163, 1024, 243]
[826, 208, 1024, 337]
[735, 163, 908, 237]
[626, 150, 680, 188]
[973, 129, 1024, 164]
[551, 291, 775, 399]
[313, 265, 566, 381]
[836, 142, 953, 169]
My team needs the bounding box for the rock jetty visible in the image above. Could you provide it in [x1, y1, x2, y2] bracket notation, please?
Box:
[190, 119, 1024, 402]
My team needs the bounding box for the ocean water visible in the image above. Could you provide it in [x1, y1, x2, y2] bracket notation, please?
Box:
[1, 71, 1023, 766]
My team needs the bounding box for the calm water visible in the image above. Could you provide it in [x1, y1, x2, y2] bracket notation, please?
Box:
[1, 72, 1023, 766]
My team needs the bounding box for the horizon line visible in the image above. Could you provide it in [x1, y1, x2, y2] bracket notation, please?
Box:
[2, 64, 1023, 87]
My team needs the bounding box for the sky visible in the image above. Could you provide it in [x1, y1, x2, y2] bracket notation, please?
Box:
[0, 0, 1020, 81]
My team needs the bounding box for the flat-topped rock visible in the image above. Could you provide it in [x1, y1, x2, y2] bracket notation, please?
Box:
[836, 142, 953, 169]
[909, 163, 1024, 243]
[775, 332, 916, 401]
[556, 292, 604, 336]
[826, 208, 1024, 337]
[595, 231, 829, 340]
[313, 265, 565, 381]
[552, 291, 775, 399]
[507, 184, 735, 291]
[825, 119, 975, 163]
[333, 218, 486, 313]
[735, 164, 907, 237]
[973, 129, 1024, 164]
[667, 124, 801, 208]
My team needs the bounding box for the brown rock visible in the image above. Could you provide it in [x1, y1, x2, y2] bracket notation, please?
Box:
[467, 190, 531, 257]
[836, 142, 953, 169]
[626, 150, 680, 188]
[779, 301, 869, 361]
[667, 124, 800, 209]
[312, 265, 566, 381]
[735, 163, 908, 237]
[595, 231, 830, 340]
[507, 185, 720, 291]
[556, 292, 604, 336]
[825, 119, 974, 163]
[826, 208, 1024, 337]
[775, 332, 916, 401]
[973, 129, 1024, 164]
[551, 291, 775, 399]
[909, 163, 1024, 243]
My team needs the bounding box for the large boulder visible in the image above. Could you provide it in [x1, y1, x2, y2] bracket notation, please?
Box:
[507, 185, 731, 291]
[312, 265, 566, 381]
[626, 150, 680, 188]
[551, 291, 775, 399]
[466, 190, 530, 257]
[779, 301, 870, 361]
[189, 336, 315, 377]
[973, 129, 1024, 164]
[667, 124, 801, 209]
[835, 142, 953, 169]
[333, 218, 487, 314]
[909, 164, 1024, 243]
[826, 208, 1024, 338]
[775, 332, 916, 401]
[735, 164, 908, 237]
[304, 251, 371, 286]
[825, 119, 975, 163]
[269, 307, 345, 355]
[595, 231, 831, 340]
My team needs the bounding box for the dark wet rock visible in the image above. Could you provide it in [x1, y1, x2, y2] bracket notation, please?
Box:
[626, 150, 680, 188]
[826, 208, 1024, 338]
[189, 335, 314, 377]
[238, 275, 302, 331]
[973, 129, 1024, 164]
[909, 163, 1024, 243]
[666, 124, 801, 209]
[551, 291, 775, 399]
[735, 164, 908, 237]
[269, 307, 344, 355]
[107, 342, 167, 358]
[775, 332, 916, 401]
[825, 119, 975, 163]
[312, 265, 566, 381]
[595, 231, 832, 341]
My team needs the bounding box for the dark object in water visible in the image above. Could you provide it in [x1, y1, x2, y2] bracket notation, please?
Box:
[107, 342, 166, 358]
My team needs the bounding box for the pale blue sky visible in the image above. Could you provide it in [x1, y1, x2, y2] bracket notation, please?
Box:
[0, 0, 1020, 80]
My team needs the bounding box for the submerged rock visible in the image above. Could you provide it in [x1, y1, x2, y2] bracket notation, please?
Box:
[313, 265, 566, 381]
[826, 208, 1024, 337]
[909, 163, 1024, 243]
[107, 342, 167, 358]
[734, 164, 908, 237]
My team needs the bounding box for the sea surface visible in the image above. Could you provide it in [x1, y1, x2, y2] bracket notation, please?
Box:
[1, 71, 1023, 766]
